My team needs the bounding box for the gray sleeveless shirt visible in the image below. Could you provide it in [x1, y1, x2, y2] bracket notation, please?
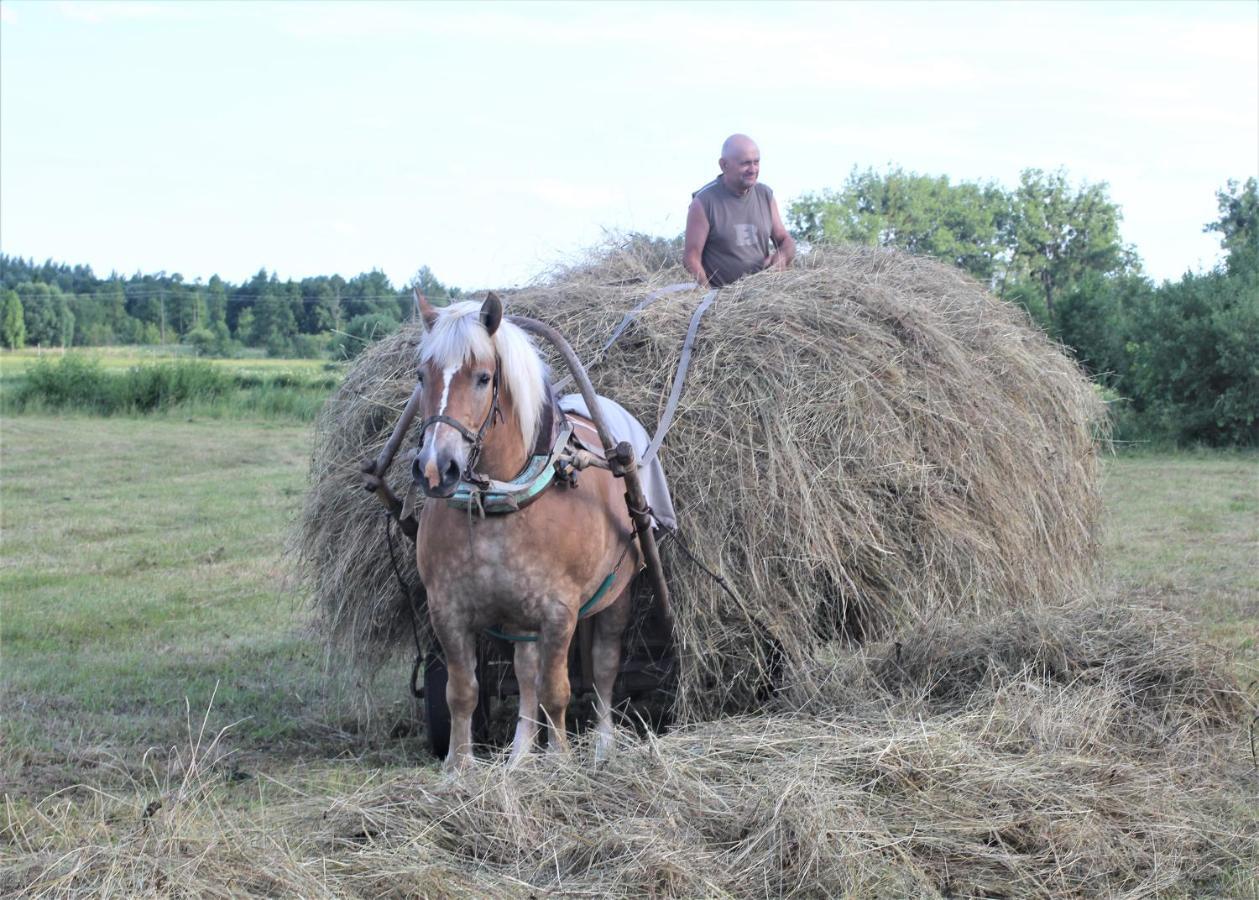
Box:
[693, 177, 775, 287]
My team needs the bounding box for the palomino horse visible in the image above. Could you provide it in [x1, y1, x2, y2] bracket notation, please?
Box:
[412, 292, 641, 772]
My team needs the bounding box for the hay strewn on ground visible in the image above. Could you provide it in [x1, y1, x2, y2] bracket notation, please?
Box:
[295, 244, 1106, 720]
[8, 601, 1255, 897]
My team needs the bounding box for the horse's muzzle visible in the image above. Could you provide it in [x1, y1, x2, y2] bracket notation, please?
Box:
[413, 453, 461, 499]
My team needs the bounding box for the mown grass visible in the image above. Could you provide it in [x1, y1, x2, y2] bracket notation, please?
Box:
[1, 418, 1255, 894]
[1102, 450, 1258, 669]
[0, 416, 423, 803]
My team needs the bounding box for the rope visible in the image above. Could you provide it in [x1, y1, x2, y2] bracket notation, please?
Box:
[552, 282, 698, 394]
[384, 512, 426, 698]
[641, 289, 718, 465]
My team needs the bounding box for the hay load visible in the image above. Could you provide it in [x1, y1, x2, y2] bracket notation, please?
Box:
[295, 245, 1106, 720]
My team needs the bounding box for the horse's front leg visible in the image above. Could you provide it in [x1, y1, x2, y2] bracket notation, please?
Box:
[537, 604, 578, 754]
[508, 641, 540, 767]
[440, 627, 479, 773]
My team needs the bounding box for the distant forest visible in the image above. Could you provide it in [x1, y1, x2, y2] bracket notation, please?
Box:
[0, 258, 460, 359]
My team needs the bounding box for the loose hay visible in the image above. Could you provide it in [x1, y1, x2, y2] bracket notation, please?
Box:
[10, 601, 1255, 898]
[294, 244, 1107, 720]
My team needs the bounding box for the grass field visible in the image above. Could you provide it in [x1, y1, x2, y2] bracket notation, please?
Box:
[0, 348, 342, 423]
[2, 415, 1256, 893]
[0, 345, 334, 378]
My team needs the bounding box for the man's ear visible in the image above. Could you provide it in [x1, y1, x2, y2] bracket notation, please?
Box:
[480, 292, 503, 336]
[415, 288, 438, 330]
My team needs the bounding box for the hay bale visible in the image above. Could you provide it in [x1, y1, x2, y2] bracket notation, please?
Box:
[293, 244, 1106, 720]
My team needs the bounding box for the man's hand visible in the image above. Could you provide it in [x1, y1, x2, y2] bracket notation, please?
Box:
[765, 197, 796, 272]
[762, 251, 788, 272]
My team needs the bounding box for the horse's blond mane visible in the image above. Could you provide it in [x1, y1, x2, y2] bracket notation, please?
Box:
[418, 301, 548, 452]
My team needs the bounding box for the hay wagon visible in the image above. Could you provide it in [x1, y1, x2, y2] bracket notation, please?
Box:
[300, 248, 1106, 754]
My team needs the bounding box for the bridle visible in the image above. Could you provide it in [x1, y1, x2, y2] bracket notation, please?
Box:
[414, 355, 503, 487]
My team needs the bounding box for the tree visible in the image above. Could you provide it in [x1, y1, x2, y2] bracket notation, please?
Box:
[408, 265, 462, 313]
[1003, 169, 1134, 320]
[1, 289, 26, 349]
[788, 167, 1011, 284]
[17, 283, 75, 347]
[1125, 267, 1258, 445]
[1205, 177, 1259, 275]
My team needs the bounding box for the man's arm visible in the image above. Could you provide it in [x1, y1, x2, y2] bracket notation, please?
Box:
[683, 198, 710, 287]
[765, 196, 796, 271]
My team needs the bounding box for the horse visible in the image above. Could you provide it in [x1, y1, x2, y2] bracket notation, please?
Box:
[411, 291, 641, 772]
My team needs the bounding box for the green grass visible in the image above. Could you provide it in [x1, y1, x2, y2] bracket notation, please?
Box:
[0, 345, 334, 377]
[0, 416, 412, 799]
[1101, 451, 1259, 666]
[1, 352, 340, 422]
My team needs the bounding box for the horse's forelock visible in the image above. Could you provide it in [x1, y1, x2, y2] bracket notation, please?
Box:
[419, 301, 547, 452]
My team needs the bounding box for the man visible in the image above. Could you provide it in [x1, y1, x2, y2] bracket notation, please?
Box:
[684, 134, 796, 288]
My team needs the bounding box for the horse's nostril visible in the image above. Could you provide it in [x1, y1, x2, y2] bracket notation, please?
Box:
[445, 460, 461, 483]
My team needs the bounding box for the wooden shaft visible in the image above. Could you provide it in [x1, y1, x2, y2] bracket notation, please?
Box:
[374, 382, 425, 478]
[612, 442, 673, 629]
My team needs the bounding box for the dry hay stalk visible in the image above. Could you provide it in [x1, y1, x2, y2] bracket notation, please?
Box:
[293, 244, 1107, 720]
[11, 601, 1252, 898]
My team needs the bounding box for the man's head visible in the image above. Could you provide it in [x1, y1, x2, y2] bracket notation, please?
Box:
[718, 134, 760, 195]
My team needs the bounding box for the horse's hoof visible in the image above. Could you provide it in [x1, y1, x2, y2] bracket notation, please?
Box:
[442, 755, 475, 777]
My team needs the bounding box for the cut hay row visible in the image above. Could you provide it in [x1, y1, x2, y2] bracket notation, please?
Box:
[294, 243, 1107, 721]
[8, 601, 1254, 897]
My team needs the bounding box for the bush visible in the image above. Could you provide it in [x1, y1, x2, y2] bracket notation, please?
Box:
[117, 361, 233, 412]
[18, 354, 111, 411]
[1127, 268, 1259, 446]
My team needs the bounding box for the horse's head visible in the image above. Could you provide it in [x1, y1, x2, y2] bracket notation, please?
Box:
[411, 291, 546, 498]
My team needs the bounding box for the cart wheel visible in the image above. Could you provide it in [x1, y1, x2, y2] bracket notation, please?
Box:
[423, 654, 452, 759]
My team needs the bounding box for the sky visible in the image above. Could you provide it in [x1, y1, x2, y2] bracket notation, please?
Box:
[1, 0, 1255, 291]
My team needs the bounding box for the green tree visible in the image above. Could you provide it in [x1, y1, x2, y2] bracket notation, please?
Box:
[1, 289, 26, 349]
[788, 167, 1011, 283]
[1205, 177, 1259, 275]
[1055, 271, 1153, 385]
[1003, 169, 1133, 320]
[1125, 268, 1258, 445]
[205, 275, 229, 330]
[408, 265, 462, 312]
[17, 283, 75, 346]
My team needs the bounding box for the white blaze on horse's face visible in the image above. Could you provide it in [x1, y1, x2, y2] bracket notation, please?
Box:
[416, 363, 464, 493]
[413, 354, 497, 499]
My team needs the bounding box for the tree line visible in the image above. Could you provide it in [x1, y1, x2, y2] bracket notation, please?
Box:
[0, 261, 460, 359]
[2, 170, 1254, 445]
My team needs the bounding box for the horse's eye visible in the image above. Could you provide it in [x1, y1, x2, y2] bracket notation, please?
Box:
[477, 372, 492, 387]
[416, 372, 425, 385]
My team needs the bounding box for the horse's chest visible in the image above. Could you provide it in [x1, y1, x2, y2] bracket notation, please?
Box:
[420, 517, 578, 609]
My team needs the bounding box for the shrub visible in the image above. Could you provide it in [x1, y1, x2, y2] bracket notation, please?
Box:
[117, 361, 234, 412]
[17, 354, 111, 411]
[1127, 268, 1259, 446]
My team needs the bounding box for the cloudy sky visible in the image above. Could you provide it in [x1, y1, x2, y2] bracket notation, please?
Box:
[1, 0, 1255, 290]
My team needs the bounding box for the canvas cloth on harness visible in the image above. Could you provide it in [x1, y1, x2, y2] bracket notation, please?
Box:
[558, 393, 677, 532]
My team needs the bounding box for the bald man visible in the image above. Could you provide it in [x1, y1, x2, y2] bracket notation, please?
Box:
[684, 134, 796, 288]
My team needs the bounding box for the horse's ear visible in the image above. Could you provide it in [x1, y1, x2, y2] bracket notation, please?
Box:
[415, 288, 438, 330]
[480, 292, 503, 336]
